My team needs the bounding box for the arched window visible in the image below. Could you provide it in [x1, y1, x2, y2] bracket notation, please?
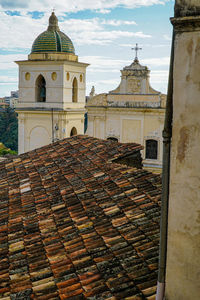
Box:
[70, 127, 77, 136]
[72, 77, 78, 102]
[36, 75, 46, 102]
[146, 139, 158, 159]
[107, 137, 118, 142]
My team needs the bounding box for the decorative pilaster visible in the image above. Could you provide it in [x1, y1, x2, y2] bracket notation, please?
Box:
[18, 114, 25, 154]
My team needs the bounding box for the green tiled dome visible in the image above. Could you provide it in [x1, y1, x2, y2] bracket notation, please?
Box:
[31, 12, 75, 54]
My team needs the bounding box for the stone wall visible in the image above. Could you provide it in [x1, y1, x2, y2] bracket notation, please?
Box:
[175, 0, 200, 17]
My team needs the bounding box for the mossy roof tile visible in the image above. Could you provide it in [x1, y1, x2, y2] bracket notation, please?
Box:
[0, 135, 161, 299]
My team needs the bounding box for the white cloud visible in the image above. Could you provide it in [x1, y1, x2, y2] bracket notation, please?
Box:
[80, 55, 129, 69]
[73, 30, 151, 45]
[163, 34, 171, 41]
[88, 68, 120, 73]
[62, 18, 102, 32]
[141, 56, 170, 66]
[81, 55, 170, 71]
[101, 19, 137, 26]
[150, 70, 169, 93]
[86, 78, 120, 95]
[0, 54, 27, 69]
[120, 43, 135, 47]
[88, 78, 119, 85]
[0, 76, 18, 83]
[0, 12, 151, 49]
[151, 70, 169, 81]
[0, 0, 170, 13]
[96, 9, 111, 14]
[0, 11, 46, 50]
[132, 32, 151, 38]
[0, 82, 17, 85]
[120, 43, 170, 48]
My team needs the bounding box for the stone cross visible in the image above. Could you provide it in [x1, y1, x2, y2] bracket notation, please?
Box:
[132, 43, 142, 61]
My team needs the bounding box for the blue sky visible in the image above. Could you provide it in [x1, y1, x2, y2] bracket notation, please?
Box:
[0, 0, 174, 97]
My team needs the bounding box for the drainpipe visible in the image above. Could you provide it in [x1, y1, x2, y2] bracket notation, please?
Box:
[51, 108, 54, 143]
[156, 29, 175, 300]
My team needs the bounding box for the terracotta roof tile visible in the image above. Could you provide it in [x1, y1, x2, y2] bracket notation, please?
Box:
[0, 135, 161, 299]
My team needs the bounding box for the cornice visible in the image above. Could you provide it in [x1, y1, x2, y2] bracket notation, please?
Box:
[171, 15, 200, 32]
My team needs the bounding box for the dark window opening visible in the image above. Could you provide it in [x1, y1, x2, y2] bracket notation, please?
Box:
[107, 137, 118, 142]
[36, 75, 46, 102]
[84, 113, 88, 133]
[72, 77, 78, 102]
[70, 127, 77, 136]
[146, 139, 158, 159]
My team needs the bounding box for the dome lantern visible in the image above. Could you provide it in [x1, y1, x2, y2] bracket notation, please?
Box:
[29, 12, 76, 60]
[47, 12, 60, 31]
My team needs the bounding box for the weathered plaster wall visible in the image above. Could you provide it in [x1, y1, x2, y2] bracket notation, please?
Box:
[122, 119, 142, 144]
[166, 26, 200, 300]
[175, 0, 200, 17]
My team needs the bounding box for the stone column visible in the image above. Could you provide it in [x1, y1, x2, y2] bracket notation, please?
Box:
[165, 8, 200, 300]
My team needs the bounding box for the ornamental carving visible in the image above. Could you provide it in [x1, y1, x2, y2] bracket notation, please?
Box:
[127, 79, 141, 93]
[122, 69, 148, 78]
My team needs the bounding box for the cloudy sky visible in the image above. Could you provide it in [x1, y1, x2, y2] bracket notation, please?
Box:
[0, 0, 174, 97]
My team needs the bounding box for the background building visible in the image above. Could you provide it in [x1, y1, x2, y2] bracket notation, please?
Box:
[86, 54, 166, 172]
[1, 91, 19, 108]
[16, 12, 88, 154]
[0, 98, 9, 110]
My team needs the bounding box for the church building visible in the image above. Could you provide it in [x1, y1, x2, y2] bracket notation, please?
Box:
[16, 12, 89, 154]
[86, 47, 166, 172]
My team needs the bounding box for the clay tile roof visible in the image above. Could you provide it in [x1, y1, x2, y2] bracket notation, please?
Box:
[0, 135, 161, 299]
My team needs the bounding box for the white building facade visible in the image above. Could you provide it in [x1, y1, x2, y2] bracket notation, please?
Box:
[16, 12, 88, 154]
[86, 57, 166, 171]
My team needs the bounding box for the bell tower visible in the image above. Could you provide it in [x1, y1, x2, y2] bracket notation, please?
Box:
[16, 12, 89, 154]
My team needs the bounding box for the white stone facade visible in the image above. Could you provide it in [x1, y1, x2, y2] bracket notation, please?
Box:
[16, 12, 89, 154]
[16, 59, 88, 154]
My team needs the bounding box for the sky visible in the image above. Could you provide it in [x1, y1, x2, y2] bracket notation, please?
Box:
[0, 0, 174, 97]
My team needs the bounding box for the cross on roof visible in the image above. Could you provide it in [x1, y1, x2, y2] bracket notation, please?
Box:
[132, 43, 142, 61]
